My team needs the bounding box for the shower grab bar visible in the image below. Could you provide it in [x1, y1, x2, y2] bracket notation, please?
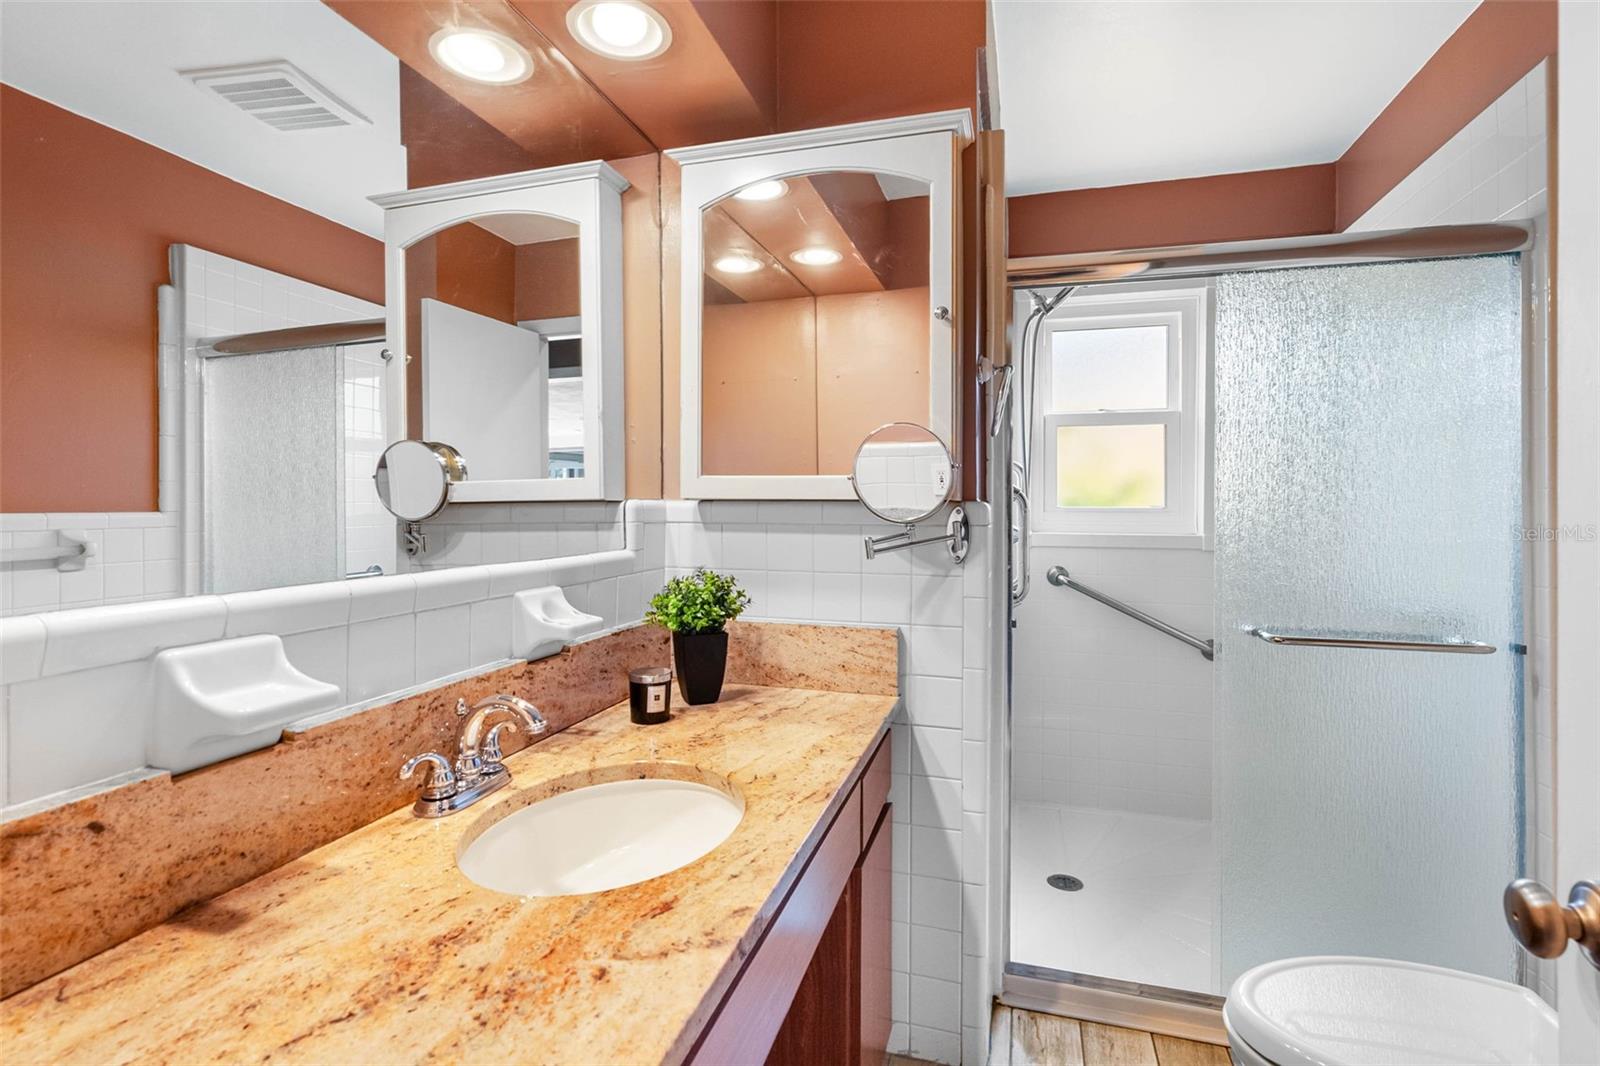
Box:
[1251, 630, 1496, 654]
[1045, 566, 1214, 661]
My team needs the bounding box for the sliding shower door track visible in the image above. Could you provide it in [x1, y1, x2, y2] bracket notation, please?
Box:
[1001, 962, 1226, 1045]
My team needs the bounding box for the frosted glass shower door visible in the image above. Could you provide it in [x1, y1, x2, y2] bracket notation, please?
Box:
[1213, 255, 1524, 987]
[202, 345, 343, 594]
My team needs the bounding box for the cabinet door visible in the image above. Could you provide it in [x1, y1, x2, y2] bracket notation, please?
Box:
[860, 806, 892, 1065]
[766, 875, 858, 1066]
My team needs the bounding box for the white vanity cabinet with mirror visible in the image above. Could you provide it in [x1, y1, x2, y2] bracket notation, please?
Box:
[670, 111, 971, 500]
[372, 162, 627, 502]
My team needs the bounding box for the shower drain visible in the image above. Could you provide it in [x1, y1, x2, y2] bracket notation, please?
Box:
[1047, 874, 1084, 892]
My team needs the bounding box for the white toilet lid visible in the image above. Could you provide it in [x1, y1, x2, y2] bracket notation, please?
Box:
[1225, 956, 1558, 1066]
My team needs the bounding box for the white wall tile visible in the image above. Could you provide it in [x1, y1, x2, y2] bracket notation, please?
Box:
[281, 625, 349, 695]
[39, 597, 226, 676]
[223, 583, 352, 638]
[0, 617, 47, 683]
[347, 613, 415, 702]
[6, 661, 151, 804]
[469, 597, 514, 665]
[415, 605, 471, 684]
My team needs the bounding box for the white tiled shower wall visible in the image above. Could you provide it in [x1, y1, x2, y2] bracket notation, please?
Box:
[1350, 58, 1555, 1006]
[0, 498, 990, 1063]
[1011, 546, 1214, 817]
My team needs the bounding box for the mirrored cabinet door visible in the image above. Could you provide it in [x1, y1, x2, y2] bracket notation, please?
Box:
[672, 114, 970, 499]
[374, 162, 627, 502]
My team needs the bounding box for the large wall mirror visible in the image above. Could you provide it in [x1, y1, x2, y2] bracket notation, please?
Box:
[0, 1, 646, 607]
[672, 115, 969, 499]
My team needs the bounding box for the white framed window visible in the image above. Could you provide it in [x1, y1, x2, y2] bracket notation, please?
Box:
[1029, 285, 1210, 545]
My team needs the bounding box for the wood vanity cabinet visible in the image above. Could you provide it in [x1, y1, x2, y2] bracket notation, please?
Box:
[692, 730, 893, 1066]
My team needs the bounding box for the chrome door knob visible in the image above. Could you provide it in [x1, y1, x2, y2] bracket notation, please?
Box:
[1503, 878, 1600, 968]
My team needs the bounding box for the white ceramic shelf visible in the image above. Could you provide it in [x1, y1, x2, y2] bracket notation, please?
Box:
[149, 634, 341, 773]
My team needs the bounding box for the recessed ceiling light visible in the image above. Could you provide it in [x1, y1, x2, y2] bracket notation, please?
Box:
[713, 254, 762, 275]
[567, 1, 672, 60]
[429, 28, 533, 85]
[790, 247, 843, 267]
[734, 180, 789, 202]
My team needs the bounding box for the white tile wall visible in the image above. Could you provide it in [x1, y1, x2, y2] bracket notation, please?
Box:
[403, 502, 627, 573]
[0, 512, 183, 617]
[660, 499, 991, 1064]
[1350, 61, 1550, 233]
[1011, 546, 1214, 819]
[0, 501, 667, 813]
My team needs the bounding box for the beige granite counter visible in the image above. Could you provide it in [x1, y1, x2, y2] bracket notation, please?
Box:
[0, 684, 896, 1065]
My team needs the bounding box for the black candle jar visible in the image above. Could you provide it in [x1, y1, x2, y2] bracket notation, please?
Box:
[629, 667, 673, 724]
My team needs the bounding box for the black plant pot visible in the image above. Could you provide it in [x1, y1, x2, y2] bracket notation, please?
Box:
[672, 630, 729, 705]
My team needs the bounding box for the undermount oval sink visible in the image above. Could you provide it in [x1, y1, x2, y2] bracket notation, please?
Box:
[456, 774, 744, 897]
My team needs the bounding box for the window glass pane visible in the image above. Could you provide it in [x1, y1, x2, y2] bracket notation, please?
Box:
[1055, 424, 1165, 508]
[1050, 325, 1169, 412]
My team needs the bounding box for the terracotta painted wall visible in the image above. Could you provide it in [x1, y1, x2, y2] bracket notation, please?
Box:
[815, 287, 931, 474]
[700, 287, 929, 477]
[773, 1, 985, 133]
[1007, 165, 1337, 259]
[613, 154, 665, 499]
[0, 87, 383, 514]
[702, 297, 818, 476]
[514, 239, 581, 322]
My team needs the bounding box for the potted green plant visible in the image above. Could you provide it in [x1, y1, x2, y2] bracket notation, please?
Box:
[645, 568, 751, 705]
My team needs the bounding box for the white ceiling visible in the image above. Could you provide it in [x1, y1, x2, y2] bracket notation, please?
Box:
[993, 0, 1480, 196]
[0, 1, 405, 237]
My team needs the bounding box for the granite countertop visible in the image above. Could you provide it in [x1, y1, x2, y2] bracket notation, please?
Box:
[0, 684, 897, 1065]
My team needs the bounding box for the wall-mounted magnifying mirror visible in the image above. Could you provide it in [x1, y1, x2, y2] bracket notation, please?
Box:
[374, 440, 467, 554]
[849, 422, 966, 562]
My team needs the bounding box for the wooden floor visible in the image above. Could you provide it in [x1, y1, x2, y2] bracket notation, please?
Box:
[988, 1006, 1231, 1066]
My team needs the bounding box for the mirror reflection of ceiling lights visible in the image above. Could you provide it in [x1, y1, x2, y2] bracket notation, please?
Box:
[567, 1, 672, 61]
[713, 254, 763, 275]
[734, 180, 789, 202]
[790, 247, 843, 267]
[428, 27, 534, 84]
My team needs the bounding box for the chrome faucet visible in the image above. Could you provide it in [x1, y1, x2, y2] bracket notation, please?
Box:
[399, 693, 548, 817]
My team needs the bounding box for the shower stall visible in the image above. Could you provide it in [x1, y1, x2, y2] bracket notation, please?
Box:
[990, 223, 1541, 1034]
[197, 321, 395, 594]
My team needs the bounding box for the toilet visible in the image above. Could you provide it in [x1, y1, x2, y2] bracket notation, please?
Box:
[1223, 956, 1558, 1066]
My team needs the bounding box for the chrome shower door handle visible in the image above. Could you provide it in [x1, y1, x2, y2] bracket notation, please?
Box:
[1011, 476, 1030, 605]
[1504, 878, 1600, 969]
[1251, 629, 1496, 654]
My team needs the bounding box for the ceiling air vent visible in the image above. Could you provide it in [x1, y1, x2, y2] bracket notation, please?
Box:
[179, 60, 371, 132]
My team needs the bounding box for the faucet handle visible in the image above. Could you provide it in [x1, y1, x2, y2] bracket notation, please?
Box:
[399, 752, 457, 801]
[482, 721, 518, 772]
